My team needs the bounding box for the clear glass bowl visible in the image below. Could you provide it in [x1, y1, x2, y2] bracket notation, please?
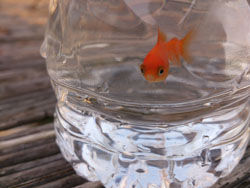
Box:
[41, 0, 250, 187]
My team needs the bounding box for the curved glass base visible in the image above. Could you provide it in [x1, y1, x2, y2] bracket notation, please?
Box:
[54, 102, 249, 188]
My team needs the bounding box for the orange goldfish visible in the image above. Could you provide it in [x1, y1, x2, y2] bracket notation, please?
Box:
[140, 28, 193, 82]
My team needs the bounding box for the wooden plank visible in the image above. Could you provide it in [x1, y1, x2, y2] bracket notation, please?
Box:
[0, 90, 55, 130]
[0, 56, 45, 71]
[0, 159, 74, 188]
[0, 122, 53, 141]
[0, 142, 59, 168]
[0, 131, 55, 155]
[0, 63, 48, 85]
[219, 173, 250, 188]
[0, 0, 48, 43]
[0, 90, 54, 110]
[0, 130, 54, 150]
[0, 77, 52, 101]
[0, 154, 62, 177]
[35, 174, 86, 188]
[73, 182, 104, 188]
[0, 104, 54, 131]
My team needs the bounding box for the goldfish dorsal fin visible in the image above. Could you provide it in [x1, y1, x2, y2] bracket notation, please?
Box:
[157, 27, 167, 44]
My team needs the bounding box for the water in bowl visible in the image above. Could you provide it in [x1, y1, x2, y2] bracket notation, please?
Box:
[41, 0, 250, 187]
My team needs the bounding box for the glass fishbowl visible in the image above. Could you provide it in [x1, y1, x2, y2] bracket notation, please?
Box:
[41, 0, 250, 187]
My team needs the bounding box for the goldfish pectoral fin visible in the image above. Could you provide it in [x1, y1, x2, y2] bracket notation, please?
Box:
[170, 56, 181, 67]
[157, 27, 167, 44]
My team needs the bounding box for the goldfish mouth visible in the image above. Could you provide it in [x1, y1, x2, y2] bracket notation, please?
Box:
[145, 74, 165, 82]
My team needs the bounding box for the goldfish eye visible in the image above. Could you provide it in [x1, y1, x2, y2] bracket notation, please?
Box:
[140, 65, 144, 74]
[158, 67, 165, 76]
[141, 67, 144, 74]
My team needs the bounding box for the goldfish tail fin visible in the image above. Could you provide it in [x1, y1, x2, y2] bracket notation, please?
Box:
[181, 29, 195, 63]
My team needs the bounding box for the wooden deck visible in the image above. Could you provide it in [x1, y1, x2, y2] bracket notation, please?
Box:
[0, 0, 249, 187]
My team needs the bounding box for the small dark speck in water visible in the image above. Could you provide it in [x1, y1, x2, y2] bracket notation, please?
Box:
[136, 168, 145, 173]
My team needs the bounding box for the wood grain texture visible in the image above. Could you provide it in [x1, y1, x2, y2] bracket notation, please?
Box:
[73, 182, 104, 188]
[35, 175, 88, 188]
[0, 0, 249, 188]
